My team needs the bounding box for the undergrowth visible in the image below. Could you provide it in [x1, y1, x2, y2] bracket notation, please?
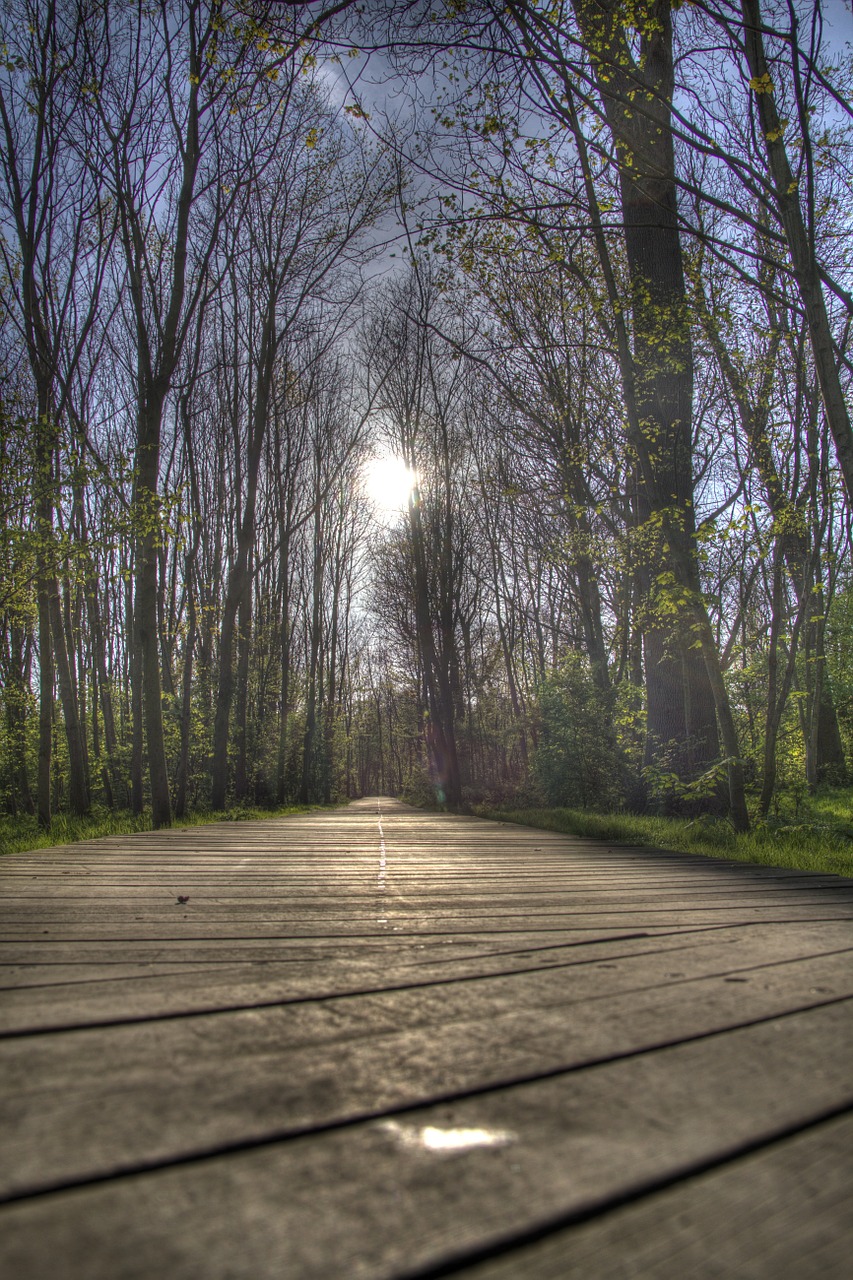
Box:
[475, 790, 853, 879]
[0, 802, 319, 858]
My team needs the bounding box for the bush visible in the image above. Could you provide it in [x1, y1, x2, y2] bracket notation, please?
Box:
[400, 762, 443, 808]
[532, 654, 626, 810]
[826, 584, 853, 768]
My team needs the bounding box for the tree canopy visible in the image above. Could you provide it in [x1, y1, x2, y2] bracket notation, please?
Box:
[1, 0, 851, 832]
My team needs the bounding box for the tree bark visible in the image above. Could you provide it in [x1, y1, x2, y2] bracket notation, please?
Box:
[133, 396, 172, 828]
[233, 581, 253, 803]
[4, 625, 35, 816]
[127, 573, 144, 817]
[36, 589, 52, 830]
[695, 284, 847, 784]
[85, 568, 126, 810]
[34, 408, 90, 819]
[300, 489, 325, 804]
[173, 552, 197, 820]
[47, 580, 90, 815]
[740, 0, 853, 505]
[568, 0, 723, 793]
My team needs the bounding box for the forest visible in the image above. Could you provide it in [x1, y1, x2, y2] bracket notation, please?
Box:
[0, 0, 851, 845]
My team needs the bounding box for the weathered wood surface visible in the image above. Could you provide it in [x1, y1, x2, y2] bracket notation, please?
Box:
[1, 797, 851, 1278]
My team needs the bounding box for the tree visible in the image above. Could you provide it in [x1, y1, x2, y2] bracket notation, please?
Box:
[78, 0, 315, 825]
[738, 0, 853, 505]
[209, 78, 389, 808]
[365, 265, 487, 809]
[0, 0, 121, 822]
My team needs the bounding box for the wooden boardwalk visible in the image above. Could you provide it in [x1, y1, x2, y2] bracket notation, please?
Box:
[1, 797, 852, 1278]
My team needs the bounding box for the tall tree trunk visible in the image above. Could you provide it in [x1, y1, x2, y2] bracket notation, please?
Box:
[133, 398, 171, 828]
[36, 586, 53, 830]
[5, 625, 35, 816]
[695, 285, 847, 784]
[276, 595, 292, 805]
[173, 553, 198, 820]
[211, 581, 238, 811]
[47, 581, 90, 815]
[408, 490, 463, 810]
[740, 0, 853, 506]
[562, 0, 741, 816]
[211, 308, 274, 810]
[300, 495, 325, 804]
[34, 407, 89, 819]
[760, 543, 801, 816]
[233, 581, 253, 803]
[603, 55, 719, 777]
[127, 574, 144, 817]
[85, 568, 126, 810]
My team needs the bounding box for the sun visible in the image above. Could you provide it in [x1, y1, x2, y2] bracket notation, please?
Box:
[364, 453, 418, 516]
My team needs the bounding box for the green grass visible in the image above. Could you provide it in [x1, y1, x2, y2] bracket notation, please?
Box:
[475, 788, 853, 878]
[0, 802, 320, 859]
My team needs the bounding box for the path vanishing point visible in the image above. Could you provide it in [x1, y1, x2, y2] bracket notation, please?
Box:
[1, 797, 852, 1277]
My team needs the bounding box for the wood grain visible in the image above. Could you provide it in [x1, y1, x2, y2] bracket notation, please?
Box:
[1, 797, 851, 1277]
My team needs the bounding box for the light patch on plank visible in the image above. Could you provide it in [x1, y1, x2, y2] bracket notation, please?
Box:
[378, 1120, 516, 1152]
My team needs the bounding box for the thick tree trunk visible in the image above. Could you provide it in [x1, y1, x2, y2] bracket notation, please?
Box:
[569, 0, 736, 813]
[615, 123, 720, 781]
[408, 491, 463, 811]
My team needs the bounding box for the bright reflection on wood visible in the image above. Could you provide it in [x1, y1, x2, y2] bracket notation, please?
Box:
[378, 1120, 516, 1152]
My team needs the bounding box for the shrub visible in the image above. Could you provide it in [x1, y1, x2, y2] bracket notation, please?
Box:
[532, 654, 625, 810]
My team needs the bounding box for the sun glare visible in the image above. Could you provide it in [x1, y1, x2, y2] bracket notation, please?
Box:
[364, 454, 418, 515]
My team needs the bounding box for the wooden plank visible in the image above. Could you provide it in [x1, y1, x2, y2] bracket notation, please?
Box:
[3, 899, 851, 941]
[1, 797, 851, 1278]
[0, 1003, 850, 1279]
[454, 1112, 853, 1279]
[2, 955, 850, 1199]
[0, 920, 849, 1032]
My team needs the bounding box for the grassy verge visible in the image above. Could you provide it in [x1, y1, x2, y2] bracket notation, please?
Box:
[0, 802, 321, 859]
[474, 793, 853, 879]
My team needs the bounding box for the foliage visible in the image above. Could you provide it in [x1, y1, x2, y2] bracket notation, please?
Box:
[476, 788, 853, 879]
[826, 583, 853, 764]
[532, 655, 626, 810]
[0, 0, 850, 837]
[400, 762, 446, 809]
[0, 803, 321, 859]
